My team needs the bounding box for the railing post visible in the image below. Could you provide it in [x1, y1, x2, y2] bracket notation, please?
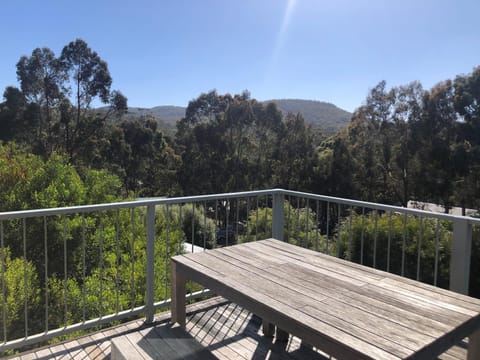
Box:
[145, 205, 155, 322]
[450, 218, 472, 295]
[272, 192, 284, 241]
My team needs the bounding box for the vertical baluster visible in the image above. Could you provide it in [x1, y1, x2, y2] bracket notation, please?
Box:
[204, 201, 208, 250]
[23, 218, 28, 337]
[131, 208, 136, 310]
[349, 206, 353, 259]
[401, 213, 407, 277]
[306, 199, 310, 248]
[337, 203, 341, 258]
[99, 217, 104, 317]
[235, 198, 240, 243]
[1, 221, 6, 342]
[63, 215, 67, 325]
[226, 200, 229, 247]
[44, 216, 49, 332]
[417, 217, 423, 281]
[191, 204, 195, 252]
[145, 205, 155, 323]
[296, 197, 300, 245]
[115, 210, 120, 314]
[360, 208, 365, 265]
[165, 205, 170, 300]
[387, 211, 392, 273]
[373, 211, 378, 268]
[315, 200, 319, 252]
[215, 200, 218, 247]
[264, 195, 268, 240]
[82, 214, 86, 322]
[246, 198, 250, 242]
[434, 218, 440, 287]
[178, 204, 183, 254]
[286, 196, 291, 243]
[255, 197, 259, 241]
[326, 202, 330, 254]
[188, 203, 193, 297]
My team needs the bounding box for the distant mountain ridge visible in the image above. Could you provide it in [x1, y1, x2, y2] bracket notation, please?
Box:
[264, 99, 351, 135]
[123, 99, 352, 135]
[123, 106, 185, 124]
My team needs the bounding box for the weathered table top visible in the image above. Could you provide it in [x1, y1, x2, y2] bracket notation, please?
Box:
[171, 238, 480, 359]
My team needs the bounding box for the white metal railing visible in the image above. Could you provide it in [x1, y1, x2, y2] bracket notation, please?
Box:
[277, 190, 480, 295]
[0, 188, 478, 352]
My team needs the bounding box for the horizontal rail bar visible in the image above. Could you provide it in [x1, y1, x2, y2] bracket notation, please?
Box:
[2, 188, 478, 224]
[278, 189, 480, 224]
[0, 189, 277, 220]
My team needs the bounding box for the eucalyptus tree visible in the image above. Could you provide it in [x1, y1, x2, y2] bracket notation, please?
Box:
[415, 80, 458, 210]
[343, 81, 428, 206]
[10, 40, 127, 163]
[344, 81, 397, 203]
[454, 66, 480, 130]
[250, 101, 285, 189]
[271, 112, 317, 191]
[16, 47, 66, 155]
[221, 92, 261, 191]
[105, 117, 179, 196]
[176, 90, 233, 194]
[391, 82, 425, 206]
[58, 39, 124, 162]
[453, 66, 480, 211]
[364, 81, 398, 202]
[60, 39, 112, 122]
[0, 86, 27, 142]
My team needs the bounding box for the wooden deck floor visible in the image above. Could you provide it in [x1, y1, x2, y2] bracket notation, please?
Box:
[6, 297, 468, 360]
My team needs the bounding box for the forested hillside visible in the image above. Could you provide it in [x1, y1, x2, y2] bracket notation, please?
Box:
[268, 99, 351, 135]
[126, 105, 186, 124]
[121, 105, 184, 136]
[120, 99, 351, 136]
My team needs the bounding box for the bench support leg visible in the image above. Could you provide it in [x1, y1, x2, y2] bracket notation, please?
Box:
[171, 261, 186, 328]
[276, 327, 289, 342]
[468, 329, 480, 360]
[262, 320, 274, 337]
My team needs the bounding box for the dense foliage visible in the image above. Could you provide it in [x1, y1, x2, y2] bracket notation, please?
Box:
[332, 78, 480, 211]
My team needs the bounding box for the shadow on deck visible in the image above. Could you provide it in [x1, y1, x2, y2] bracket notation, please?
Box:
[7, 297, 468, 360]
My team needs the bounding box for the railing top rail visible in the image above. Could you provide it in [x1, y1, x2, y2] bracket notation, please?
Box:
[1, 188, 478, 224]
[0, 189, 276, 220]
[278, 189, 480, 224]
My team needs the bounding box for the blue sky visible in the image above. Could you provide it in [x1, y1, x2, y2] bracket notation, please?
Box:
[1, 0, 479, 112]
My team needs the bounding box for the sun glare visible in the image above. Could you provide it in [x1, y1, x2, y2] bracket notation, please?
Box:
[281, 0, 297, 36]
[265, 0, 298, 84]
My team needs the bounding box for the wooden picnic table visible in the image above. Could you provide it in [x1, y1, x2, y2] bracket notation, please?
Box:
[171, 238, 480, 359]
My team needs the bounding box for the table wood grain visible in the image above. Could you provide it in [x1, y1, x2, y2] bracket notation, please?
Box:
[171, 238, 480, 359]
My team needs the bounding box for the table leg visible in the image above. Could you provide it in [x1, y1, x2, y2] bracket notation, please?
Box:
[171, 261, 186, 328]
[468, 329, 480, 360]
[276, 327, 289, 342]
[262, 320, 275, 337]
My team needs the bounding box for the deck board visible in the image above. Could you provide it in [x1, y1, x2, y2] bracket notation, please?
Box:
[6, 296, 468, 359]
